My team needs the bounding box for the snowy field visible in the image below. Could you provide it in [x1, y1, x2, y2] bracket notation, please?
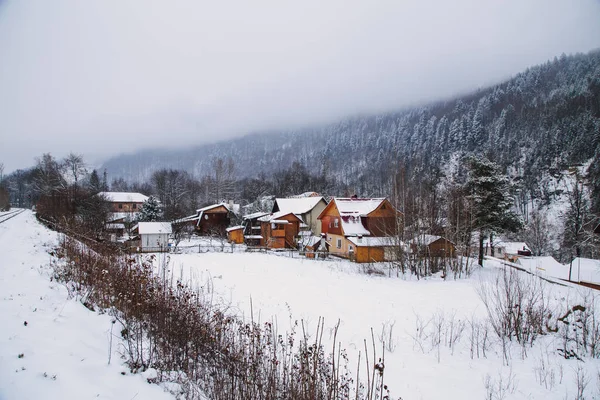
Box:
[0, 210, 174, 400]
[156, 250, 600, 399]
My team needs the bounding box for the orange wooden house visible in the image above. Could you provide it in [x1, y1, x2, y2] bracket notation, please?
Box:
[318, 197, 402, 263]
[258, 211, 302, 249]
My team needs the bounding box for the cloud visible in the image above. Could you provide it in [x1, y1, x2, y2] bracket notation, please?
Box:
[1, 0, 599, 172]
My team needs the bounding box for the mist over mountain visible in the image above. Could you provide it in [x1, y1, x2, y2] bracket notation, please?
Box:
[102, 50, 600, 202]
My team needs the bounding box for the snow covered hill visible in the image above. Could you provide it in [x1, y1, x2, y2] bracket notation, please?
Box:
[0, 210, 174, 400]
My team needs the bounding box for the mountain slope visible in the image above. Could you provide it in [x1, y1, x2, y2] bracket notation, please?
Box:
[102, 50, 600, 200]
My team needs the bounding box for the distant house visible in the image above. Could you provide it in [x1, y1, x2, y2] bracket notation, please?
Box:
[172, 203, 232, 237]
[226, 225, 244, 244]
[272, 195, 328, 235]
[98, 191, 149, 213]
[408, 234, 456, 258]
[131, 222, 172, 252]
[98, 192, 149, 225]
[484, 239, 531, 262]
[241, 212, 269, 246]
[317, 197, 402, 263]
[258, 211, 302, 249]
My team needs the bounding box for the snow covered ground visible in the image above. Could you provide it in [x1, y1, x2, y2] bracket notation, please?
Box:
[3, 210, 600, 399]
[156, 250, 600, 399]
[0, 210, 174, 400]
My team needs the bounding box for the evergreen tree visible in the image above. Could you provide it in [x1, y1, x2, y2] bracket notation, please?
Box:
[465, 156, 522, 266]
[138, 195, 163, 222]
[88, 170, 102, 194]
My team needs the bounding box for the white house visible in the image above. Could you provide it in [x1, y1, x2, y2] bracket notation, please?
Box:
[272, 195, 328, 235]
[132, 222, 172, 252]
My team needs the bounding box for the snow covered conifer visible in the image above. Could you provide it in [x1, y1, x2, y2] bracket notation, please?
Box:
[138, 195, 163, 222]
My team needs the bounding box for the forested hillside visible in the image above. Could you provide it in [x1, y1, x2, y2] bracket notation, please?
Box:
[102, 50, 600, 207]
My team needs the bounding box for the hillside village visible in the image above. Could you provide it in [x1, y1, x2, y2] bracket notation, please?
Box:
[72, 186, 599, 290]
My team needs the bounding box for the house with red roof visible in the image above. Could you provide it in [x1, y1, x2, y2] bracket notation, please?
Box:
[317, 197, 402, 263]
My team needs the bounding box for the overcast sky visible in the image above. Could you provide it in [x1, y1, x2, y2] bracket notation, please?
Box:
[1, 0, 600, 173]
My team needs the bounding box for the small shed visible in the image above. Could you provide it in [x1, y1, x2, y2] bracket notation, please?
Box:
[227, 225, 244, 244]
[133, 222, 172, 252]
[409, 234, 456, 258]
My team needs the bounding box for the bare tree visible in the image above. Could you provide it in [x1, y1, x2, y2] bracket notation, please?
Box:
[63, 152, 87, 186]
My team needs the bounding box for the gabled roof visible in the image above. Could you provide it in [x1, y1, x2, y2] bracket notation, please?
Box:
[243, 211, 269, 220]
[408, 234, 455, 246]
[196, 203, 230, 213]
[333, 198, 387, 217]
[273, 197, 325, 215]
[346, 236, 400, 247]
[258, 211, 303, 223]
[135, 222, 172, 234]
[97, 192, 149, 203]
[226, 225, 244, 232]
[317, 197, 397, 237]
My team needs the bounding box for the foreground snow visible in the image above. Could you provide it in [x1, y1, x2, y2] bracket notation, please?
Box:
[0, 210, 174, 400]
[158, 250, 600, 399]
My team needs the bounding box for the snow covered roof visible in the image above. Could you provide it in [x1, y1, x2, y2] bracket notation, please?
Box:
[274, 197, 324, 215]
[196, 203, 230, 213]
[243, 212, 269, 220]
[105, 223, 125, 230]
[334, 198, 386, 217]
[570, 258, 600, 285]
[340, 215, 371, 236]
[291, 191, 321, 198]
[408, 234, 454, 246]
[499, 242, 530, 254]
[135, 222, 172, 235]
[97, 192, 149, 203]
[107, 212, 140, 222]
[244, 235, 263, 239]
[258, 211, 303, 223]
[347, 236, 400, 247]
[226, 225, 244, 232]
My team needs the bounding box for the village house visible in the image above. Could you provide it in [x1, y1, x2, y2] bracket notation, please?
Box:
[96, 191, 149, 238]
[408, 234, 456, 258]
[172, 203, 232, 237]
[131, 222, 172, 252]
[483, 238, 532, 262]
[317, 197, 402, 263]
[272, 194, 328, 235]
[241, 211, 269, 246]
[98, 191, 149, 214]
[258, 211, 302, 249]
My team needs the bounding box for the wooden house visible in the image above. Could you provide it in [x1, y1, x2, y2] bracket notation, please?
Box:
[242, 212, 269, 246]
[317, 197, 402, 263]
[226, 225, 244, 244]
[272, 195, 328, 235]
[97, 192, 148, 213]
[408, 234, 456, 258]
[172, 203, 232, 237]
[131, 222, 172, 252]
[258, 211, 302, 249]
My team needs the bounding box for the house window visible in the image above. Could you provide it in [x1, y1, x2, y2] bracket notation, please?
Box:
[334, 218, 339, 228]
[118, 203, 123, 209]
[132, 204, 137, 210]
[349, 245, 354, 253]
[337, 238, 342, 249]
